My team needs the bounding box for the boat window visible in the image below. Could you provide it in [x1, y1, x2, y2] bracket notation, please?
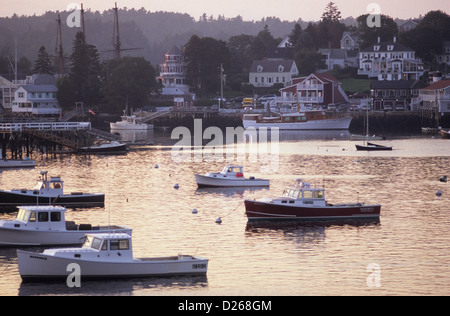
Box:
[102, 241, 108, 250]
[303, 191, 313, 199]
[17, 209, 30, 222]
[50, 212, 61, 222]
[51, 182, 62, 189]
[314, 190, 324, 199]
[282, 189, 289, 197]
[110, 239, 130, 250]
[91, 237, 103, 250]
[38, 212, 49, 222]
[293, 190, 300, 198]
[29, 212, 36, 222]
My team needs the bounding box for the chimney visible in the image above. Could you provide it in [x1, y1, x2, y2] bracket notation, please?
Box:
[393, 36, 397, 43]
[377, 37, 380, 43]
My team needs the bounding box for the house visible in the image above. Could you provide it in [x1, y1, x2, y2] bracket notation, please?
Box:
[279, 73, 349, 109]
[437, 41, 450, 67]
[0, 76, 17, 113]
[370, 80, 426, 111]
[419, 79, 450, 114]
[358, 37, 424, 81]
[249, 60, 299, 88]
[398, 19, 420, 33]
[158, 46, 189, 95]
[340, 32, 360, 50]
[12, 74, 61, 116]
[318, 48, 358, 71]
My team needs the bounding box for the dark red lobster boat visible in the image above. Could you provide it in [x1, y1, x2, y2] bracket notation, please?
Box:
[245, 179, 381, 221]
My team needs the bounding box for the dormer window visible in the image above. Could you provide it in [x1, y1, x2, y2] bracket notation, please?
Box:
[387, 45, 394, 51]
[374, 45, 380, 51]
[257, 65, 264, 73]
[278, 65, 285, 72]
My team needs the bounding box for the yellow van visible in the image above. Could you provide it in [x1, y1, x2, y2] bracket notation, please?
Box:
[242, 98, 255, 107]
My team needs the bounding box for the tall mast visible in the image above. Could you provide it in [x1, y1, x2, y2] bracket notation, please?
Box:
[56, 14, 64, 74]
[113, 2, 121, 60]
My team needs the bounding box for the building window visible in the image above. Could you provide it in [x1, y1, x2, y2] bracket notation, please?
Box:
[18, 92, 24, 98]
[257, 65, 263, 73]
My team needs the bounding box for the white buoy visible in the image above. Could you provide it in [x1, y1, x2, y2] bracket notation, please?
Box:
[174, 184, 179, 189]
[436, 190, 442, 197]
[192, 208, 198, 214]
[215, 217, 222, 224]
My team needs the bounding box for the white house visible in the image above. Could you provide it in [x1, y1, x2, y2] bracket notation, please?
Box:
[0, 76, 17, 113]
[12, 85, 61, 116]
[419, 79, 450, 114]
[158, 46, 190, 95]
[438, 41, 450, 67]
[249, 60, 299, 88]
[340, 32, 360, 50]
[358, 37, 424, 81]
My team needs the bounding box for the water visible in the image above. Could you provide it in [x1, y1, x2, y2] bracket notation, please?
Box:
[1, 130, 449, 296]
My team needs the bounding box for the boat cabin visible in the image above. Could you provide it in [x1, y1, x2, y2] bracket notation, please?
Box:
[30, 171, 64, 197]
[220, 165, 244, 177]
[13, 205, 68, 231]
[42, 233, 134, 261]
[278, 180, 326, 206]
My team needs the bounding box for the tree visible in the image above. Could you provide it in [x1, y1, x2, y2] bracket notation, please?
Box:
[356, 14, 398, 49]
[102, 57, 159, 112]
[32, 46, 54, 75]
[295, 49, 325, 76]
[69, 32, 102, 106]
[321, 2, 342, 23]
[184, 35, 231, 95]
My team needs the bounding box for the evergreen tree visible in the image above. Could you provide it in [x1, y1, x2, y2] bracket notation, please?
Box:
[321, 2, 342, 23]
[32, 46, 54, 75]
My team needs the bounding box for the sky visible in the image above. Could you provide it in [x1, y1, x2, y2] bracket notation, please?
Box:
[0, 0, 449, 21]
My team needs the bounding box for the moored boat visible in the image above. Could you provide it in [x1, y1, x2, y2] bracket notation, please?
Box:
[244, 179, 381, 221]
[0, 205, 131, 246]
[0, 171, 105, 212]
[0, 150, 35, 169]
[195, 165, 270, 187]
[17, 232, 208, 281]
[243, 111, 352, 130]
[355, 142, 392, 151]
[441, 129, 450, 139]
[110, 114, 153, 131]
[81, 141, 127, 154]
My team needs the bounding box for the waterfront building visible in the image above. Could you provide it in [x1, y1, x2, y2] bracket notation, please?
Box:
[419, 79, 450, 115]
[249, 59, 299, 88]
[158, 46, 189, 95]
[358, 37, 424, 81]
[278, 73, 349, 108]
[370, 80, 426, 111]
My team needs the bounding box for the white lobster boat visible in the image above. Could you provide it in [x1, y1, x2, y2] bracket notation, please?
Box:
[18, 232, 208, 281]
[0, 205, 131, 246]
[195, 165, 270, 188]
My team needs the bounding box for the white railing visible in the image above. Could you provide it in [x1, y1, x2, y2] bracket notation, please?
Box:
[0, 122, 91, 132]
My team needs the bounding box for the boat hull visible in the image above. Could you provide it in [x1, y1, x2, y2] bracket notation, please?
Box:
[244, 199, 381, 221]
[243, 117, 352, 130]
[0, 191, 105, 212]
[441, 130, 450, 139]
[17, 251, 208, 281]
[81, 143, 127, 154]
[110, 123, 153, 130]
[0, 227, 131, 247]
[0, 159, 36, 169]
[195, 174, 270, 187]
[355, 142, 392, 151]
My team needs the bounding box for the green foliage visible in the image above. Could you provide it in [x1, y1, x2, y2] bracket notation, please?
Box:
[32, 46, 54, 75]
[356, 14, 398, 49]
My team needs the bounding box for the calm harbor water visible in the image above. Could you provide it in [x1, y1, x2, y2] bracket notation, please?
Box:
[1, 130, 449, 296]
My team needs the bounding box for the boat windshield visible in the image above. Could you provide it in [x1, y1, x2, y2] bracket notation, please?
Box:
[83, 236, 103, 250]
[16, 209, 30, 222]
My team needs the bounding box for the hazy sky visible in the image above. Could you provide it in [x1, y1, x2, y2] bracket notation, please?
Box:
[1, 0, 449, 21]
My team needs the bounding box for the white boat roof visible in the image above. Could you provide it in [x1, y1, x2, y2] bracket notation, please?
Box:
[18, 205, 67, 212]
[86, 233, 132, 240]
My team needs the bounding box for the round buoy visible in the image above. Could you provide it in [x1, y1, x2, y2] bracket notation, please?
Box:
[154, 164, 159, 169]
[436, 190, 442, 197]
[192, 208, 198, 214]
[356, 158, 361, 163]
[174, 184, 179, 189]
[440, 176, 447, 183]
[215, 217, 222, 224]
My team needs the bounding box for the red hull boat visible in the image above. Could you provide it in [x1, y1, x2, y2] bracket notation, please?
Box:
[245, 179, 381, 221]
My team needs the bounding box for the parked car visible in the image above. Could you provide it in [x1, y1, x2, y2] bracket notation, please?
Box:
[231, 96, 244, 103]
[383, 104, 393, 111]
[395, 105, 405, 111]
[258, 94, 277, 103]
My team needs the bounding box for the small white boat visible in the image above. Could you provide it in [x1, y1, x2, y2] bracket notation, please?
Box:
[0, 150, 35, 169]
[0, 205, 131, 246]
[81, 141, 128, 154]
[195, 165, 270, 188]
[17, 232, 208, 281]
[110, 113, 153, 131]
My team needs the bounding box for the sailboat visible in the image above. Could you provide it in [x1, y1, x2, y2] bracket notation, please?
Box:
[355, 103, 392, 151]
